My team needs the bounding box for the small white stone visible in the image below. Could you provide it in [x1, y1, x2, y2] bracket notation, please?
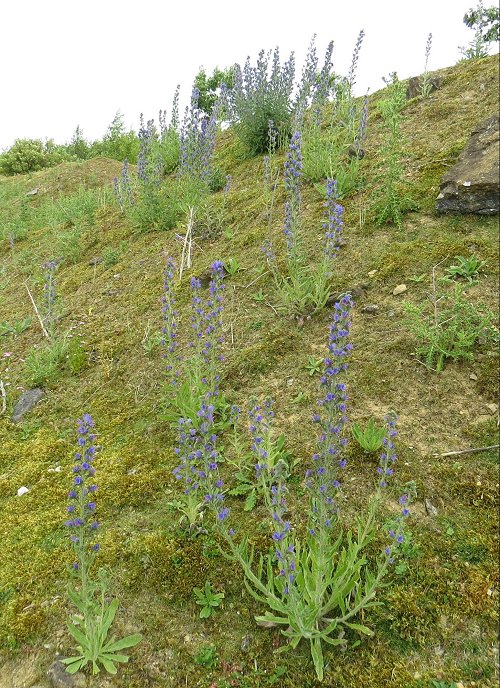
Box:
[367, 269, 377, 277]
[17, 486, 29, 496]
[463, 181, 471, 187]
[469, 373, 478, 381]
[392, 284, 407, 296]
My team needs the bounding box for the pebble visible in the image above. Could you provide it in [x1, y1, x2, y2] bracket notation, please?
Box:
[392, 284, 407, 296]
[425, 499, 439, 517]
[367, 269, 377, 277]
[47, 659, 86, 687]
[485, 403, 498, 414]
[469, 373, 478, 380]
[361, 304, 379, 314]
[17, 486, 30, 496]
[240, 635, 251, 652]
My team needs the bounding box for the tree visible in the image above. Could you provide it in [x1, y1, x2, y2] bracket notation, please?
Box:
[193, 66, 234, 115]
[464, 3, 500, 42]
[459, 1, 500, 59]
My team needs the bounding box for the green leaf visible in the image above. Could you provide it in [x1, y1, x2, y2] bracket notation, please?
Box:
[102, 633, 142, 653]
[200, 606, 211, 619]
[100, 652, 130, 663]
[66, 584, 86, 614]
[244, 488, 257, 511]
[310, 637, 324, 681]
[60, 656, 85, 673]
[100, 657, 117, 674]
[228, 483, 252, 496]
[67, 623, 90, 649]
[100, 598, 119, 640]
[344, 622, 374, 636]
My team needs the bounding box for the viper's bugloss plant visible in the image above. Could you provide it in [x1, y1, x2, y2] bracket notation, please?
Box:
[371, 72, 416, 228]
[301, 30, 367, 197]
[214, 296, 411, 681]
[62, 414, 141, 675]
[42, 259, 58, 337]
[420, 33, 434, 98]
[228, 36, 334, 156]
[178, 86, 224, 203]
[171, 402, 229, 529]
[266, 132, 344, 316]
[161, 258, 227, 428]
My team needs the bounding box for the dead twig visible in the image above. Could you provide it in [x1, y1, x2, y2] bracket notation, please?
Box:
[25, 283, 50, 340]
[179, 206, 194, 282]
[434, 445, 499, 458]
[0, 380, 6, 415]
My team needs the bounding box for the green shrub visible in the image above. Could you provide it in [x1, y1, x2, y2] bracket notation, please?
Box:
[370, 73, 416, 227]
[404, 284, 498, 372]
[89, 112, 139, 163]
[24, 339, 69, 386]
[0, 138, 72, 175]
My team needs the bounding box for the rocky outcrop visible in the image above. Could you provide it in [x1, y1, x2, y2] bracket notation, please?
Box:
[12, 388, 44, 423]
[436, 114, 499, 215]
[406, 75, 442, 100]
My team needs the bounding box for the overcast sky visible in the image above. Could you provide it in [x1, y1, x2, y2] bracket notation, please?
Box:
[0, 0, 497, 151]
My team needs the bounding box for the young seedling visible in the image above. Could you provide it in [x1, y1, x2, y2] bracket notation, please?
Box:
[352, 418, 386, 453]
[305, 355, 324, 376]
[193, 581, 225, 618]
[445, 255, 486, 283]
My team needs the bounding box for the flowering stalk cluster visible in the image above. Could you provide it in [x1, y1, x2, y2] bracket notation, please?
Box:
[65, 414, 99, 577]
[265, 129, 344, 315]
[42, 259, 58, 336]
[113, 159, 135, 211]
[178, 86, 221, 194]
[173, 404, 228, 527]
[137, 115, 163, 191]
[161, 257, 179, 385]
[209, 298, 412, 680]
[307, 295, 352, 531]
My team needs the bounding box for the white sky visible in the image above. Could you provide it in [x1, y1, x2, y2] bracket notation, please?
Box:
[0, 0, 496, 151]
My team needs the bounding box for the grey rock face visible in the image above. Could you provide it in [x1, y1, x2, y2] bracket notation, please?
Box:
[406, 75, 443, 100]
[436, 114, 499, 215]
[12, 388, 44, 423]
[47, 660, 86, 688]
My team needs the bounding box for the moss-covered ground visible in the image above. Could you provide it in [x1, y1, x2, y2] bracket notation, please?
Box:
[0, 55, 498, 687]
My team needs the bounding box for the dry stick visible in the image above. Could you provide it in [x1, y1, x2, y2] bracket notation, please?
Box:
[179, 206, 194, 282]
[25, 283, 50, 340]
[429, 256, 449, 328]
[244, 271, 270, 290]
[0, 380, 6, 416]
[435, 445, 500, 458]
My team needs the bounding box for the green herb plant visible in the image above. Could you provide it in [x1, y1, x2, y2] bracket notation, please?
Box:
[371, 73, 415, 228]
[352, 418, 386, 453]
[193, 581, 225, 618]
[444, 254, 486, 283]
[305, 355, 324, 376]
[404, 263, 498, 372]
[63, 414, 142, 675]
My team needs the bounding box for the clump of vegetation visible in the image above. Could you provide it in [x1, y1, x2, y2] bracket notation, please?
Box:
[459, 0, 500, 59]
[228, 36, 334, 156]
[193, 581, 225, 618]
[301, 31, 368, 198]
[352, 418, 386, 453]
[62, 414, 142, 675]
[404, 269, 498, 372]
[370, 73, 416, 227]
[0, 138, 72, 175]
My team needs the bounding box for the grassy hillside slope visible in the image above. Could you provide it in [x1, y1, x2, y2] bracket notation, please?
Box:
[0, 55, 498, 687]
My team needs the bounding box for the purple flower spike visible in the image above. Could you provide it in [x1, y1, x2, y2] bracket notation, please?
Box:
[66, 413, 100, 567]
